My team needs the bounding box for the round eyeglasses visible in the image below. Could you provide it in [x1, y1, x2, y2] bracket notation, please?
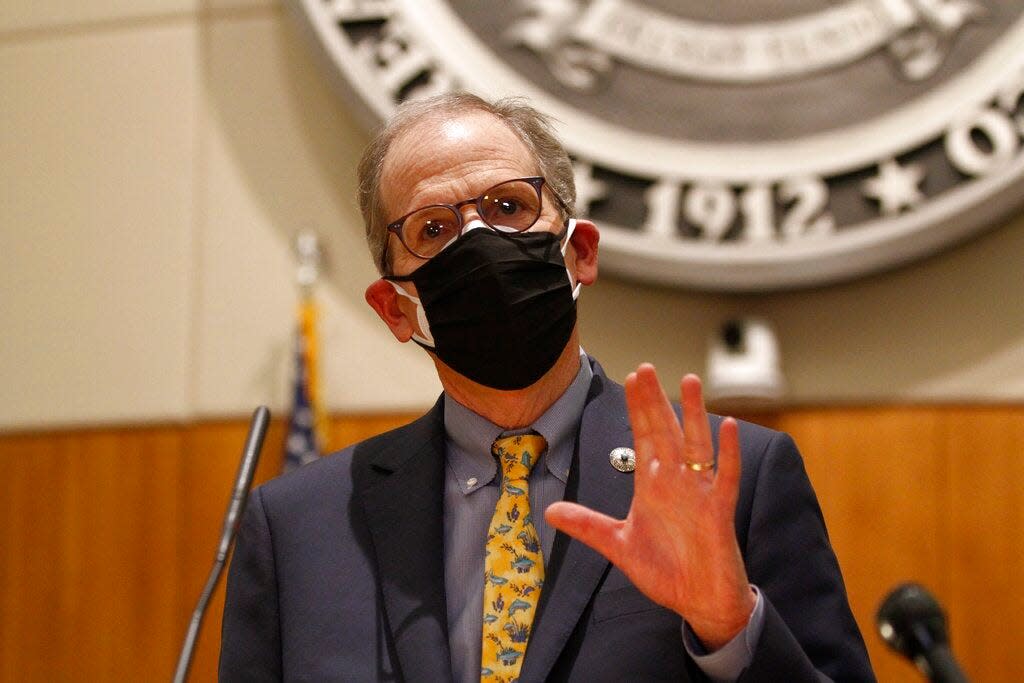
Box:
[384, 176, 565, 267]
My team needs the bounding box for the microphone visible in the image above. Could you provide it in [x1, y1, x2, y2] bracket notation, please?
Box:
[876, 582, 969, 683]
[173, 406, 270, 683]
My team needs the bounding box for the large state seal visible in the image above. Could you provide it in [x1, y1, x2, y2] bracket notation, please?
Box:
[290, 0, 1024, 290]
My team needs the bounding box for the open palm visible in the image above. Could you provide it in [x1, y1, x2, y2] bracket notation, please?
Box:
[546, 364, 756, 649]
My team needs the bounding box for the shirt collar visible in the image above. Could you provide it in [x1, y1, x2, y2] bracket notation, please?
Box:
[443, 350, 593, 494]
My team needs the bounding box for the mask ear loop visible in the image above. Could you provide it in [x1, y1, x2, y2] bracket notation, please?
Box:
[560, 218, 582, 300]
[388, 281, 436, 346]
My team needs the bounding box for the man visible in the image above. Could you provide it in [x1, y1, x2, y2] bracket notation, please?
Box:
[220, 93, 874, 682]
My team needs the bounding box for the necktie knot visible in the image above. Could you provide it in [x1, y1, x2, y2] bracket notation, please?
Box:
[492, 434, 547, 482]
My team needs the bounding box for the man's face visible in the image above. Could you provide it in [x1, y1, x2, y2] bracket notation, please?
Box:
[378, 110, 564, 281]
[365, 107, 599, 373]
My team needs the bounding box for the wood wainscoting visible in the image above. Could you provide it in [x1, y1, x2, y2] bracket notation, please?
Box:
[1, 406, 1021, 682]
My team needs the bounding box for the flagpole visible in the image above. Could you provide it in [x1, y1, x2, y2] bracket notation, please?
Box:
[283, 230, 327, 473]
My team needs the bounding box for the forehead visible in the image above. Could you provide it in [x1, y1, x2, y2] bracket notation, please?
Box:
[380, 110, 538, 218]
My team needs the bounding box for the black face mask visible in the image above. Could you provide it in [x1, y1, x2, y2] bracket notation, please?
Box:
[387, 221, 581, 390]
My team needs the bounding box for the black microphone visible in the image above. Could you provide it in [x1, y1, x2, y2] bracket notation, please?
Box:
[173, 405, 270, 683]
[876, 582, 969, 683]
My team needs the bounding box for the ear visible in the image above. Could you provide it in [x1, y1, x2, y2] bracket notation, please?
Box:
[365, 279, 415, 342]
[566, 219, 599, 286]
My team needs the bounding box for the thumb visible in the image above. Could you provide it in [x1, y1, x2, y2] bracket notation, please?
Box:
[545, 501, 624, 565]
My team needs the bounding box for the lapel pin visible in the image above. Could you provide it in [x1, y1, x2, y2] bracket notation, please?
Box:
[609, 447, 636, 473]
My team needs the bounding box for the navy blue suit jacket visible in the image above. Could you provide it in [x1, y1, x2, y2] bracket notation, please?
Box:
[220, 359, 874, 681]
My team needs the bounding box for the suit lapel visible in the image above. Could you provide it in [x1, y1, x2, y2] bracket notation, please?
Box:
[357, 400, 454, 683]
[519, 363, 636, 683]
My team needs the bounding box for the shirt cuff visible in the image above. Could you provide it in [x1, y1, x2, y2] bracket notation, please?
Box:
[681, 585, 765, 683]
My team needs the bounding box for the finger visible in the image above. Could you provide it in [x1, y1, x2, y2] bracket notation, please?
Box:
[545, 501, 624, 566]
[630, 364, 686, 464]
[635, 364, 684, 437]
[714, 417, 742, 512]
[680, 374, 713, 462]
[623, 371, 655, 492]
[623, 371, 648, 439]
[626, 366, 689, 497]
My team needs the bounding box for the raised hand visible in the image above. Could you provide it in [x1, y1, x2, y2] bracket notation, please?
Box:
[545, 363, 755, 649]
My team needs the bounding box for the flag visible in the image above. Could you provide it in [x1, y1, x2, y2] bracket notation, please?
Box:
[283, 295, 327, 473]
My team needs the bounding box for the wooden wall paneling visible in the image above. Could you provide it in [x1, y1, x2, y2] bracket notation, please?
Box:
[329, 413, 420, 451]
[2, 407, 1022, 681]
[944, 408, 1024, 681]
[0, 427, 185, 682]
[1, 432, 64, 682]
[775, 408, 948, 682]
[91, 428, 185, 682]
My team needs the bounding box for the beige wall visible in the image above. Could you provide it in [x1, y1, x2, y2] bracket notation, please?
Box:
[2, 2, 1023, 431]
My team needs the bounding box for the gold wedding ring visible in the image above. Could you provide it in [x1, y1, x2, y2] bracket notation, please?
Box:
[685, 460, 715, 473]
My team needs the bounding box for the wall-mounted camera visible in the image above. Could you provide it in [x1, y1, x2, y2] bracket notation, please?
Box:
[706, 317, 784, 408]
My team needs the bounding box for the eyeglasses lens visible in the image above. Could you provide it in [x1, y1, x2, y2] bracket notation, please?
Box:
[480, 179, 542, 232]
[403, 206, 461, 259]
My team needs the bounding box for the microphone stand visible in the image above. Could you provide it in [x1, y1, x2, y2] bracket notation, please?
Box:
[172, 406, 270, 683]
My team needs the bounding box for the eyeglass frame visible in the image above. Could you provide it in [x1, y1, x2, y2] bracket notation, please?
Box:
[381, 176, 569, 273]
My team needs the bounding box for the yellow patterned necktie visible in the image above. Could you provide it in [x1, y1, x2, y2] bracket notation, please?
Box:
[481, 434, 547, 683]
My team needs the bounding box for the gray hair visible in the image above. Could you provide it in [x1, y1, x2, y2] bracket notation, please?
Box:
[356, 92, 577, 273]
